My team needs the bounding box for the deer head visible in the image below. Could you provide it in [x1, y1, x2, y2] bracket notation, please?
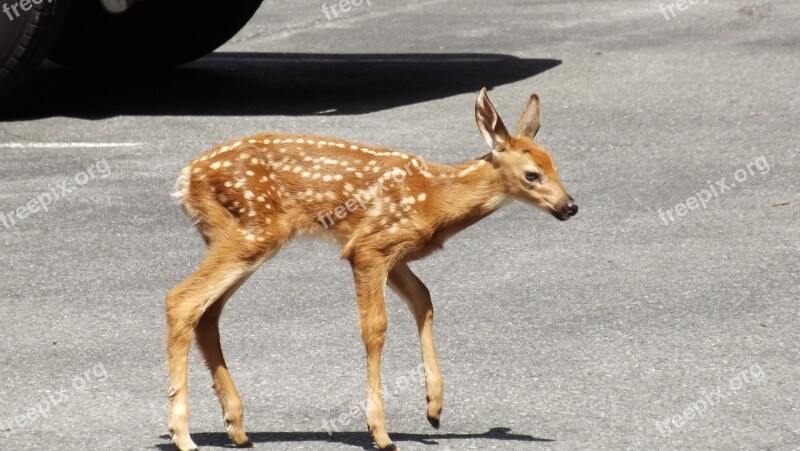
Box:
[475, 88, 578, 221]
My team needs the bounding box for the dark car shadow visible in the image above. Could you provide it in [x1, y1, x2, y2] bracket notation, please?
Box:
[155, 427, 552, 450]
[0, 53, 560, 120]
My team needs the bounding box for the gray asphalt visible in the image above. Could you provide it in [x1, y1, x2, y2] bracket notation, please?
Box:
[0, 0, 798, 450]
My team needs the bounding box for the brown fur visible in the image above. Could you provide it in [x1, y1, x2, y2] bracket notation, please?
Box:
[165, 88, 576, 450]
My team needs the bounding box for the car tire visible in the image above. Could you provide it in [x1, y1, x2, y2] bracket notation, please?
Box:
[47, 0, 263, 69]
[0, 0, 69, 99]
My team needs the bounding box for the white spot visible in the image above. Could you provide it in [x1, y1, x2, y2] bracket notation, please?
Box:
[210, 162, 221, 170]
[248, 139, 257, 144]
[244, 191, 255, 200]
[322, 175, 333, 182]
[231, 142, 243, 149]
[223, 161, 232, 168]
[458, 161, 485, 178]
[301, 172, 311, 178]
[333, 174, 343, 181]
[417, 193, 427, 202]
[246, 170, 255, 177]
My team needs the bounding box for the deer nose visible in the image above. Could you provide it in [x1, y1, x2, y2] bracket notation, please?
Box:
[565, 199, 578, 216]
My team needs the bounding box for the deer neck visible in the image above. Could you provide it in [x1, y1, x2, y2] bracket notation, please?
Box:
[429, 156, 509, 231]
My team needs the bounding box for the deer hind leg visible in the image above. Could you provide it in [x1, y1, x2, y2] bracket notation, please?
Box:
[195, 272, 254, 447]
[388, 262, 443, 429]
[351, 250, 396, 450]
[165, 239, 276, 451]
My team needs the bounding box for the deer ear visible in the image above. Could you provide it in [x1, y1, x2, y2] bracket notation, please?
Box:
[516, 93, 541, 139]
[475, 88, 511, 150]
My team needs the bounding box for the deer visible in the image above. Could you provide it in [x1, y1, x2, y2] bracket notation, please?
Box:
[165, 87, 578, 451]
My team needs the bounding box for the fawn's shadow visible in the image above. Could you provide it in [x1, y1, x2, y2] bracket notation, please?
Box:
[155, 427, 552, 450]
[0, 53, 560, 120]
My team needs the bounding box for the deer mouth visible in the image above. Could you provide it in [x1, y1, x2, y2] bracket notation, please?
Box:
[552, 210, 572, 221]
[552, 199, 578, 221]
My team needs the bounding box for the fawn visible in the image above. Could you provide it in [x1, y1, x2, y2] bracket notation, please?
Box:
[165, 88, 577, 450]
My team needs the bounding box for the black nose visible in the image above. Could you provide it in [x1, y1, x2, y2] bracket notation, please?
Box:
[565, 200, 578, 216]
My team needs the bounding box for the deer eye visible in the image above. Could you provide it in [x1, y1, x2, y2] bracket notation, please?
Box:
[524, 171, 540, 182]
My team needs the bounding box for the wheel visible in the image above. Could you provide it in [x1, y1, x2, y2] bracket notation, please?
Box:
[0, 0, 69, 99]
[48, 0, 263, 69]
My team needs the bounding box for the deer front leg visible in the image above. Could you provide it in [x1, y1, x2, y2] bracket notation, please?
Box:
[387, 262, 443, 429]
[351, 251, 396, 450]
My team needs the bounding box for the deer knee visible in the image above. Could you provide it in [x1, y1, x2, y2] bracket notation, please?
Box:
[361, 314, 388, 351]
